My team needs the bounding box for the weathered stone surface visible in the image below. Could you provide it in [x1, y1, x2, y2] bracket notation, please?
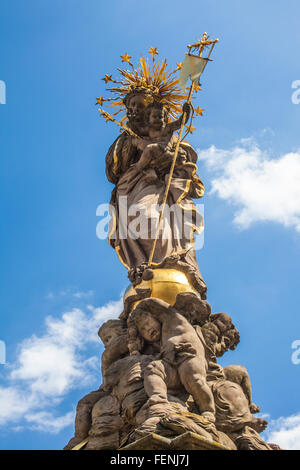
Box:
[85, 394, 123, 450]
[120, 433, 171, 451]
[66, 293, 277, 451]
[121, 432, 232, 451]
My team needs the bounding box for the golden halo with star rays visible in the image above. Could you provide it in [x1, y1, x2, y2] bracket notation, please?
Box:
[96, 47, 204, 135]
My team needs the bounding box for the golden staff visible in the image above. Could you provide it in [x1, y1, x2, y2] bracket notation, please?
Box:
[148, 33, 218, 267]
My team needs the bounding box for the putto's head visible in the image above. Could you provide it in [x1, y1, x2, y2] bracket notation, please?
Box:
[202, 312, 240, 357]
[98, 319, 127, 347]
[129, 307, 161, 343]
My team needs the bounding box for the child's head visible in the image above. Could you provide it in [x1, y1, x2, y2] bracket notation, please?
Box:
[202, 313, 240, 357]
[130, 307, 161, 343]
[98, 319, 127, 347]
[145, 101, 168, 130]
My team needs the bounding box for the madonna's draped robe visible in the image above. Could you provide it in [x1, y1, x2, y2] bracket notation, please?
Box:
[105, 133, 207, 297]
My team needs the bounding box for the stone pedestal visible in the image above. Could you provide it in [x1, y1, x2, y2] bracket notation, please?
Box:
[65, 272, 278, 451]
[120, 432, 232, 451]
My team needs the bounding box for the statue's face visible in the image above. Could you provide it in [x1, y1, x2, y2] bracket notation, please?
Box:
[102, 330, 118, 347]
[126, 94, 147, 125]
[136, 313, 161, 343]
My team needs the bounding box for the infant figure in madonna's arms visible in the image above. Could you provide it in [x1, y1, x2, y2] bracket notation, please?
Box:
[132, 101, 191, 178]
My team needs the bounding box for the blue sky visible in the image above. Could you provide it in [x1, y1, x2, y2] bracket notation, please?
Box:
[1, 0, 300, 450]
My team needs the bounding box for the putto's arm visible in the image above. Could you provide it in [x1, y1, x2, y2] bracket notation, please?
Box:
[166, 102, 192, 132]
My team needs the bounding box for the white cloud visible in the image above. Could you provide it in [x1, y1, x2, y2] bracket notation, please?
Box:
[265, 413, 300, 450]
[25, 411, 75, 434]
[0, 387, 34, 426]
[198, 139, 300, 232]
[73, 290, 94, 299]
[46, 289, 94, 301]
[0, 296, 123, 434]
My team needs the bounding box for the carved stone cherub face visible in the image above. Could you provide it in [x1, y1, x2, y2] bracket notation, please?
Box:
[101, 331, 118, 347]
[98, 320, 126, 348]
[135, 311, 161, 343]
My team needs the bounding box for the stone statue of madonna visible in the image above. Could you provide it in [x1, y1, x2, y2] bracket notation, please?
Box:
[105, 87, 207, 298]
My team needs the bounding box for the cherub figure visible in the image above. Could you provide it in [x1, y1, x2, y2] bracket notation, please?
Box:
[64, 319, 128, 450]
[131, 101, 191, 179]
[98, 319, 128, 379]
[200, 313, 268, 436]
[128, 297, 216, 423]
